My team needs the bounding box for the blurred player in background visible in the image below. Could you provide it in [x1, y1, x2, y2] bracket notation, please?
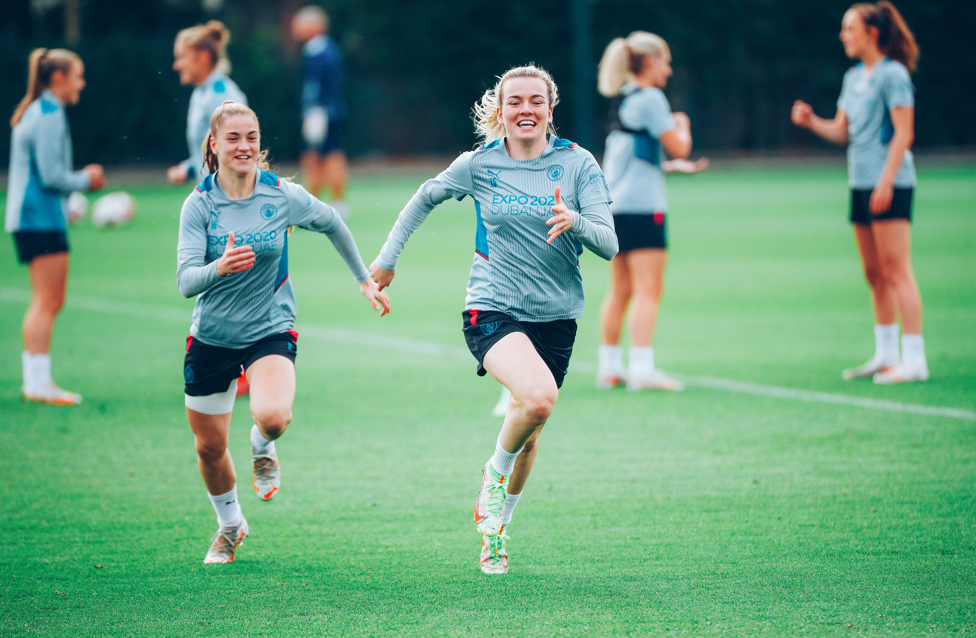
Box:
[370, 65, 617, 574]
[168, 21, 248, 187]
[292, 6, 349, 219]
[596, 31, 707, 393]
[177, 101, 389, 564]
[792, 1, 927, 383]
[6, 48, 107, 405]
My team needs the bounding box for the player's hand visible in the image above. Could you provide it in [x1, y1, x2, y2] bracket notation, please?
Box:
[665, 158, 709, 174]
[215, 232, 255, 277]
[672, 112, 691, 130]
[870, 179, 894, 215]
[369, 259, 396, 291]
[167, 165, 189, 185]
[546, 186, 575, 245]
[84, 164, 106, 191]
[791, 100, 813, 128]
[360, 279, 391, 316]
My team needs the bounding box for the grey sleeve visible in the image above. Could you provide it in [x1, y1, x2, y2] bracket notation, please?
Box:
[286, 181, 369, 283]
[570, 203, 618, 261]
[176, 196, 221, 298]
[35, 112, 90, 193]
[375, 178, 454, 271]
[883, 64, 914, 109]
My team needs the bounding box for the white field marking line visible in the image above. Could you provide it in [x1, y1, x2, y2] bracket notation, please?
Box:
[2, 287, 973, 421]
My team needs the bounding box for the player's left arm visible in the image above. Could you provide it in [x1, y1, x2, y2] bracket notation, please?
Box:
[870, 105, 914, 215]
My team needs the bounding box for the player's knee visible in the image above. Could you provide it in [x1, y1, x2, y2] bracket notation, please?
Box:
[520, 388, 557, 424]
[195, 438, 227, 463]
[253, 408, 292, 439]
[863, 265, 885, 289]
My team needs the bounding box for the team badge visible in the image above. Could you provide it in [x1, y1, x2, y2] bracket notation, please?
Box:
[547, 165, 564, 181]
[480, 321, 498, 336]
[260, 204, 278, 220]
[184, 366, 195, 383]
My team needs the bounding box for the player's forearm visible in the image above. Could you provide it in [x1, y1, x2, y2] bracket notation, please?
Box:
[176, 260, 221, 298]
[878, 128, 914, 186]
[376, 179, 448, 270]
[324, 221, 370, 283]
[807, 114, 848, 146]
[571, 203, 618, 261]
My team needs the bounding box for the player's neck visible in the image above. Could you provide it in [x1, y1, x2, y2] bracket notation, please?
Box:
[217, 168, 257, 200]
[504, 135, 548, 161]
[859, 48, 884, 70]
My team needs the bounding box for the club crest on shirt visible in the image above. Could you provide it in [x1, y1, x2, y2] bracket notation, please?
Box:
[480, 321, 498, 336]
[260, 204, 278, 220]
[547, 165, 564, 181]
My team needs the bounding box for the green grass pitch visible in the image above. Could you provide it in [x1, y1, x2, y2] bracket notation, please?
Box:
[1, 162, 974, 637]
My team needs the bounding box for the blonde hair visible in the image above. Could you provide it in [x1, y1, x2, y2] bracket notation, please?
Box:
[202, 101, 271, 176]
[176, 20, 232, 75]
[597, 31, 670, 97]
[851, 1, 919, 74]
[11, 48, 81, 128]
[472, 64, 560, 146]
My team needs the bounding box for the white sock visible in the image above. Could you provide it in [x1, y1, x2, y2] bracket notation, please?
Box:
[22, 351, 52, 391]
[901, 334, 926, 367]
[874, 324, 899, 363]
[598, 345, 625, 376]
[629, 346, 655, 377]
[490, 437, 522, 476]
[208, 486, 243, 530]
[250, 424, 274, 453]
[502, 491, 522, 525]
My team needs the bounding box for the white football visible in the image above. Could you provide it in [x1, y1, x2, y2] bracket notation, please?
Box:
[92, 192, 136, 228]
[67, 191, 88, 223]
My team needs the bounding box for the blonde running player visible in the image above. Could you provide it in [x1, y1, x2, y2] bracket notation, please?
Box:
[6, 48, 107, 405]
[596, 32, 707, 392]
[792, 2, 927, 383]
[177, 101, 389, 564]
[371, 65, 617, 574]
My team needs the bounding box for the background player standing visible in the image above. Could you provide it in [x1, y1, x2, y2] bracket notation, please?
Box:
[370, 65, 617, 574]
[292, 6, 350, 219]
[6, 48, 107, 405]
[792, 1, 927, 383]
[167, 21, 247, 186]
[596, 31, 707, 393]
[177, 101, 389, 564]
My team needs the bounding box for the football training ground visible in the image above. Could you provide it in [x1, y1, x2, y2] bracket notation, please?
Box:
[1, 161, 974, 636]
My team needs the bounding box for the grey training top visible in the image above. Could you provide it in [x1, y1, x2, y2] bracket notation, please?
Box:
[602, 84, 677, 214]
[5, 90, 91, 233]
[837, 58, 916, 189]
[180, 69, 248, 181]
[377, 135, 617, 322]
[177, 170, 370, 348]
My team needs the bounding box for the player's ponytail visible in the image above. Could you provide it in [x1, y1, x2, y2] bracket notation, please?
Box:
[473, 64, 559, 147]
[176, 20, 233, 75]
[202, 101, 271, 176]
[852, 2, 918, 74]
[598, 31, 670, 97]
[11, 48, 80, 128]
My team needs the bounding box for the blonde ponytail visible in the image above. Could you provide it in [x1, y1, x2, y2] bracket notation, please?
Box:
[176, 20, 232, 74]
[472, 64, 560, 147]
[10, 48, 80, 128]
[202, 101, 270, 176]
[597, 32, 670, 97]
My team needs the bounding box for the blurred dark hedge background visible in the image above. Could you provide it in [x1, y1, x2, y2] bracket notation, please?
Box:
[1, 0, 972, 168]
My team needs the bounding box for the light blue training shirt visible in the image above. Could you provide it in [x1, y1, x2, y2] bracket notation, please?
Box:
[5, 89, 91, 233]
[377, 135, 618, 322]
[837, 57, 916, 189]
[602, 83, 677, 214]
[177, 170, 370, 349]
[179, 68, 247, 182]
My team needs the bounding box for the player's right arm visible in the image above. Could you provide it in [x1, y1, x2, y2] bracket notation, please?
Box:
[792, 101, 849, 145]
[176, 195, 253, 298]
[371, 153, 474, 289]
